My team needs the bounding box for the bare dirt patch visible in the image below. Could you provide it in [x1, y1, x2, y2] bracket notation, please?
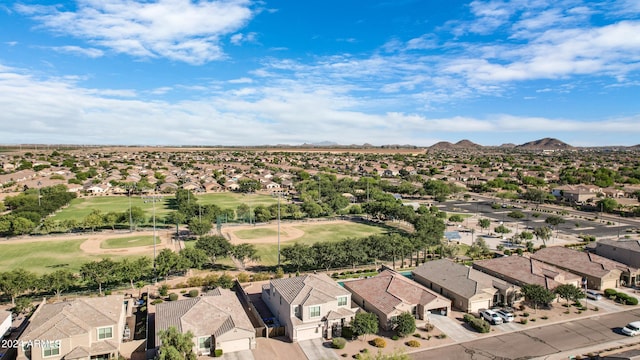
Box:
[222, 220, 351, 245]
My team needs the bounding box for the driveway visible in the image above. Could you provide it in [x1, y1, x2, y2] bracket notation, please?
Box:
[221, 350, 255, 360]
[299, 339, 339, 360]
[428, 314, 477, 342]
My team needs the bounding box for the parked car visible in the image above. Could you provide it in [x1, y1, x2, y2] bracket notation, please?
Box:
[479, 309, 503, 325]
[622, 321, 640, 336]
[494, 309, 515, 322]
[585, 290, 602, 301]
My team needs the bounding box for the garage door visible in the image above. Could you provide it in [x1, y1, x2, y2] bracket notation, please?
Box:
[295, 326, 321, 341]
[218, 338, 250, 353]
[469, 299, 491, 314]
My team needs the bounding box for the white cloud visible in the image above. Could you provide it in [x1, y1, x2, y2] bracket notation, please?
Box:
[229, 77, 253, 84]
[230, 32, 258, 45]
[50, 45, 104, 58]
[16, 0, 256, 64]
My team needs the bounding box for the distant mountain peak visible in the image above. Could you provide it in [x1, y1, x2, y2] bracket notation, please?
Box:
[516, 137, 572, 149]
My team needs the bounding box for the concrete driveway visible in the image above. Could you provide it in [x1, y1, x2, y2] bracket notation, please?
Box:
[299, 339, 339, 360]
[427, 314, 477, 342]
[221, 350, 254, 360]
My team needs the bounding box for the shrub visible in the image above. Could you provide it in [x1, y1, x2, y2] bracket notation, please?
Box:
[332, 337, 346, 349]
[424, 323, 434, 332]
[151, 299, 163, 305]
[522, 312, 530, 317]
[252, 272, 271, 281]
[104, 290, 112, 296]
[180, 290, 186, 294]
[391, 335, 399, 341]
[213, 349, 223, 357]
[616, 293, 629, 304]
[463, 314, 490, 333]
[159, 284, 169, 297]
[168, 293, 179, 301]
[541, 316, 548, 320]
[341, 327, 355, 340]
[237, 272, 250, 283]
[627, 296, 638, 305]
[520, 318, 528, 324]
[187, 276, 204, 287]
[412, 333, 421, 338]
[188, 289, 199, 298]
[173, 282, 187, 289]
[604, 288, 617, 298]
[406, 340, 421, 348]
[371, 337, 386, 348]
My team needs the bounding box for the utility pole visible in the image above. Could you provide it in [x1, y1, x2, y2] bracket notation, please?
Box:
[152, 195, 158, 284]
[277, 193, 281, 266]
[37, 181, 42, 207]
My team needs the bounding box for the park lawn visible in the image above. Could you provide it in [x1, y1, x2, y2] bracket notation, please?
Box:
[252, 222, 387, 266]
[101, 235, 157, 249]
[196, 193, 277, 209]
[0, 239, 123, 274]
[52, 196, 172, 223]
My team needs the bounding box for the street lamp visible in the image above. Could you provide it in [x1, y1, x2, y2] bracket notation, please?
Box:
[37, 181, 42, 207]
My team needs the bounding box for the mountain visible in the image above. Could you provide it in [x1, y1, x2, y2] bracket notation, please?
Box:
[499, 143, 517, 148]
[455, 139, 481, 148]
[516, 138, 572, 150]
[429, 141, 456, 150]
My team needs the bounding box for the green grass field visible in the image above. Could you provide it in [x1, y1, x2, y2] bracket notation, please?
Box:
[248, 222, 388, 266]
[100, 235, 157, 249]
[52, 193, 277, 224]
[0, 239, 118, 274]
[234, 228, 283, 239]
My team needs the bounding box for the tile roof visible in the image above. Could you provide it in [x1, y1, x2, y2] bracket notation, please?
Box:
[597, 239, 640, 252]
[473, 256, 581, 290]
[270, 273, 350, 306]
[21, 295, 124, 342]
[531, 246, 635, 277]
[412, 259, 503, 298]
[343, 270, 447, 315]
[155, 288, 253, 346]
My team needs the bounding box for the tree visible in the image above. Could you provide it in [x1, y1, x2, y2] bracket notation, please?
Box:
[195, 235, 231, 266]
[157, 326, 197, 360]
[103, 211, 120, 230]
[478, 218, 491, 233]
[507, 211, 525, 220]
[448, 214, 464, 223]
[281, 242, 313, 272]
[351, 311, 379, 341]
[80, 258, 116, 295]
[393, 312, 416, 337]
[230, 243, 260, 270]
[545, 215, 565, 239]
[238, 178, 261, 193]
[521, 284, 555, 311]
[179, 247, 209, 270]
[41, 269, 76, 299]
[340, 238, 368, 269]
[554, 284, 585, 306]
[494, 225, 511, 235]
[597, 198, 618, 213]
[0, 269, 37, 305]
[129, 206, 146, 228]
[312, 242, 342, 271]
[155, 248, 181, 281]
[166, 211, 187, 239]
[83, 209, 104, 231]
[533, 226, 552, 246]
[118, 257, 152, 290]
[187, 217, 212, 236]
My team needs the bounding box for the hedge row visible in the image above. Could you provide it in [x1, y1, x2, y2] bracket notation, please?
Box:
[463, 314, 490, 333]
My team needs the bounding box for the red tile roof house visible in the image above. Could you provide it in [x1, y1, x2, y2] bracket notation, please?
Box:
[343, 269, 451, 331]
[472, 255, 581, 291]
[154, 288, 256, 356]
[262, 273, 357, 342]
[531, 246, 635, 290]
[412, 259, 519, 313]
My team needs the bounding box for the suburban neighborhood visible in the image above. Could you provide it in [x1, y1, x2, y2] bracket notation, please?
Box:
[0, 142, 639, 360]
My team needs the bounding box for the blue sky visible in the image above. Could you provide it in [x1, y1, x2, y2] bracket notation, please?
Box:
[1, 0, 639, 147]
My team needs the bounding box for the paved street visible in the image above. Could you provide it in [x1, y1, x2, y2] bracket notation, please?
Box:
[411, 308, 640, 360]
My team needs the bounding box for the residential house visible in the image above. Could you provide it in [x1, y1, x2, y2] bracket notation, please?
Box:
[262, 273, 356, 341]
[594, 239, 640, 286]
[473, 256, 581, 290]
[412, 259, 519, 313]
[155, 288, 256, 355]
[17, 295, 130, 360]
[531, 246, 635, 290]
[343, 269, 450, 330]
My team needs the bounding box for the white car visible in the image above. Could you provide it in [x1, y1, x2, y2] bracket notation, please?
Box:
[479, 309, 503, 325]
[622, 321, 640, 336]
[585, 290, 602, 301]
[494, 309, 515, 323]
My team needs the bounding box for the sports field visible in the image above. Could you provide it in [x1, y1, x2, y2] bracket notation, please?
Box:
[100, 235, 157, 249]
[51, 192, 277, 223]
[224, 220, 387, 266]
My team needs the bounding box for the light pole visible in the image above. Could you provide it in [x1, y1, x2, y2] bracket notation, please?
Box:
[277, 193, 281, 266]
[128, 185, 134, 232]
[37, 181, 42, 207]
[151, 194, 159, 284]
